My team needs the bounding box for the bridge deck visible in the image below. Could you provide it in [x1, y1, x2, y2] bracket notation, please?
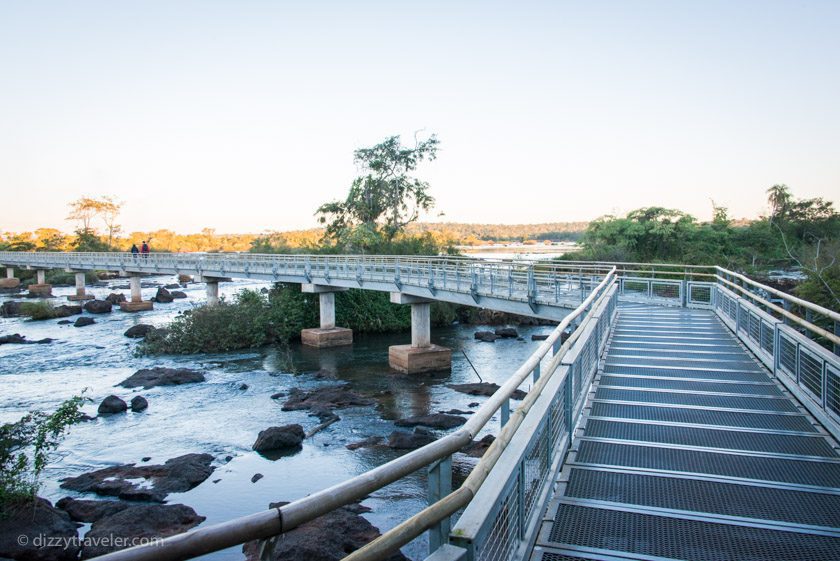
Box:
[530, 304, 840, 561]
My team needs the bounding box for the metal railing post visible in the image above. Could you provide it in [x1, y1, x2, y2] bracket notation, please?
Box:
[427, 456, 453, 554]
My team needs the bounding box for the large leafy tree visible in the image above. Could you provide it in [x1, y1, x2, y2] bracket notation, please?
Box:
[316, 134, 440, 249]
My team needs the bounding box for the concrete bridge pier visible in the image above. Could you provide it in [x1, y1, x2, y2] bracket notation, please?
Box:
[67, 272, 95, 301]
[28, 269, 53, 296]
[119, 275, 153, 312]
[300, 284, 353, 347]
[389, 293, 452, 374]
[0, 267, 20, 289]
[199, 276, 230, 306]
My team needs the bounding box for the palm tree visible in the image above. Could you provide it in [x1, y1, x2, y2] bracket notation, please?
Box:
[766, 184, 792, 222]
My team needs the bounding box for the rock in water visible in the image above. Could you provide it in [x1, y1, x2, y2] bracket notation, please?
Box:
[119, 367, 206, 389]
[494, 327, 519, 338]
[1, 301, 23, 317]
[80, 503, 205, 559]
[98, 395, 128, 415]
[105, 293, 127, 305]
[170, 291, 187, 299]
[346, 436, 384, 450]
[252, 425, 305, 454]
[60, 453, 215, 503]
[474, 331, 499, 342]
[0, 497, 80, 561]
[461, 434, 496, 458]
[387, 428, 436, 449]
[84, 300, 112, 314]
[394, 414, 466, 429]
[242, 502, 408, 561]
[282, 384, 373, 413]
[74, 317, 96, 327]
[531, 333, 549, 341]
[56, 497, 130, 523]
[448, 382, 526, 400]
[154, 287, 174, 303]
[124, 324, 155, 338]
[0, 333, 54, 345]
[164, 283, 181, 289]
[130, 396, 148, 412]
[54, 304, 83, 317]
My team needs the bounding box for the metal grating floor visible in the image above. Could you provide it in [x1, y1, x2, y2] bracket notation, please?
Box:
[530, 305, 840, 561]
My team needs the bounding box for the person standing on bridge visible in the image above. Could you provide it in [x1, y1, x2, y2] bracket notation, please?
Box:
[130, 243, 139, 258]
[141, 240, 150, 259]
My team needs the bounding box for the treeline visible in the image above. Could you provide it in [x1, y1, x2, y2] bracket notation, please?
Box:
[568, 186, 839, 311]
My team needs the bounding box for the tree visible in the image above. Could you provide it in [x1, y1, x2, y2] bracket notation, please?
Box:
[100, 196, 123, 249]
[767, 184, 792, 222]
[66, 196, 123, 248]
[316, 134, 440, 249]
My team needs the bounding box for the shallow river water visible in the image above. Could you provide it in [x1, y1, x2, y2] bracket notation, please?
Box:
[0, 277, 552, 560]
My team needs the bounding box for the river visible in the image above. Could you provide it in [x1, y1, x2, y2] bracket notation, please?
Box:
[0, 276, 552, 560]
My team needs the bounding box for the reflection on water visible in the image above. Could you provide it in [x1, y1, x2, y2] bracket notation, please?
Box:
[0, 276, 553, 560]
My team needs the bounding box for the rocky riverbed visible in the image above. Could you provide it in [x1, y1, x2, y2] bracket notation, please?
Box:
[0, 275, 554, 560]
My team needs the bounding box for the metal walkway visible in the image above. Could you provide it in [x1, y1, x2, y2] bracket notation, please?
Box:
[530, 304, 840, 561]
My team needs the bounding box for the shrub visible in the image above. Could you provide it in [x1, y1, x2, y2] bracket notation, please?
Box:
[1, 396, 85, 507]
[20, 302, 60, 320]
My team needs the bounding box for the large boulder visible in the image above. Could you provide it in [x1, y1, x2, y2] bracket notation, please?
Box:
[84, 300, 112, 314]
[448, 382, 526, 400]
[387, 428, 436, 450]
[98, 395, 127, 415]
[243, 502, 408, 561]
[60, 454, 215, 503]
[394, 414, 466, 430]
[53, 305, 83, 317]
[74, 317, 96, 327]
[474, 331, 499, 342]
[105, 293, 127, 305]
[252, 424, 305, 454]
[124, 324, 155, 339]
[1, 301, 24, 317]
[80, 503, 204, 559]
[56, 497, 130, 523]
[282, 385, 374, 414]
[119, 367, 205, 389]
[0, 497, 80, 561]
[130, 396, 148, 412]
[153, 287, 174, 303]
[494, 327, 519, 338]
[170, 291, 187, 299]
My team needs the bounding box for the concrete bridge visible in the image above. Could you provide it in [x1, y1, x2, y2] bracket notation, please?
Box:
[0, 251, 610, 373]
[2, 251, 839, 561]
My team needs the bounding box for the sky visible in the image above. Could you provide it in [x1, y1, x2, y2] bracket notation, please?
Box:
[1, 1, 838, 234]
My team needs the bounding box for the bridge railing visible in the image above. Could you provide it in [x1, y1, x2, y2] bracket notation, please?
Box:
[437, 283, 618, 561]
[0, 251, 612, 308]
[713, 279, 840, 442]
[87, 269, 617, 561]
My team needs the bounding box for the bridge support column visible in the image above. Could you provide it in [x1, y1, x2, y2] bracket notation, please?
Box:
[388, 293, 451, 374]
[28, 269, 52, 296]
[300, 284, 353, 347]
[119, 275, 153, 312]
[198, 276, 230, 306]
[0, 267, 20, 289]
[67, 272, 94, 301]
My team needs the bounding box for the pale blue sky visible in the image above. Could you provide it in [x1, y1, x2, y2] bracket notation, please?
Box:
[1, 1, 838, 234]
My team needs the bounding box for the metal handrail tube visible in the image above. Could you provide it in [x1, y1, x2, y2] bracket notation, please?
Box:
[90, 269, 616, 561]
[716, 276, 840, 345]
[716, 266, 840, 323]
[341, 282, 616, 561]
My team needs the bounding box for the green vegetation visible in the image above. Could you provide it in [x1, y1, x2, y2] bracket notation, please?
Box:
[571, 186, 839, 310]
[141, 284, 456, 354]
[1, 396, 85, 507]
[316, 134, 443, 253]
[19, 302, 63, 320]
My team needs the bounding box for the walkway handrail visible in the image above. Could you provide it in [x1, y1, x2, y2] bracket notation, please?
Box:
[90, 269, 617, 561]
[344, 278, 618, 561]
[715, 268, 839, 349]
